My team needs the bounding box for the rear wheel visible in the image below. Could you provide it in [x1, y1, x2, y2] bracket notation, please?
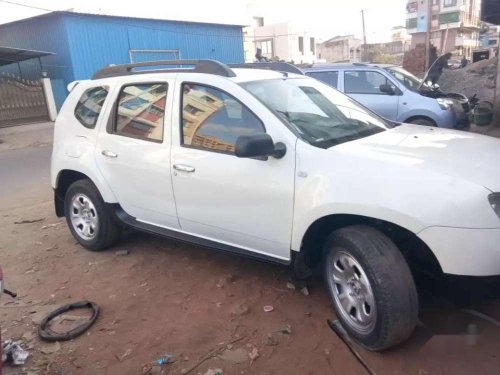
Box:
[323, 225, 418, 350]
[64, 179, 121, 251]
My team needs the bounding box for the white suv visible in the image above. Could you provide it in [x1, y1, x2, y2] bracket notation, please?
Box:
[51, 60, 500, 350]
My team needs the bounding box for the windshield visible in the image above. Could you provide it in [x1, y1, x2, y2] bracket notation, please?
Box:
[386, 67, 430, 91]
[241, 78, 388, 149]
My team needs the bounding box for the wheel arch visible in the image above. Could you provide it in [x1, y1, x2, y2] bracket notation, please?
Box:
[54, 169, 116, 217]
[296, 213, 443, 277]
[404, 115, 437, 126]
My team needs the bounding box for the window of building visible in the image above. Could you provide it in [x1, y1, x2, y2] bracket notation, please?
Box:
[181, 83, 265, 154]
[74, 86, 108, 129]
[255, 39, 273, 57]
[407, 2, 418, 12]
[298, 36, 304, 54]
[432, 0, 439, 5]
[307, 71, 339, 89]
[443, 0, 457, 7]
[114, 83, 167, 142]
[344, 71, 395, 94]
[253, 17, 264, 27]
[310, 37, 315, 54]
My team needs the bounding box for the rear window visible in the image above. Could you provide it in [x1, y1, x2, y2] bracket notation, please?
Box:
[74, 86, 108, 129]
[307, 71, 339, 88]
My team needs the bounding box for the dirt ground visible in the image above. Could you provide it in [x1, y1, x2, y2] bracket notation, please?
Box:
[1, 123, 500, 375]
[439, 57, 498, 103]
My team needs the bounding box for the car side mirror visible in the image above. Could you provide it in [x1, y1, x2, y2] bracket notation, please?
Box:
[235, 133, 286, 159]
[379, 84, 395, 95]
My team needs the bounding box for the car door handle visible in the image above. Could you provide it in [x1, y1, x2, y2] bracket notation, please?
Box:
[173, 164, 195, 173]
[101, 150, 118, 158]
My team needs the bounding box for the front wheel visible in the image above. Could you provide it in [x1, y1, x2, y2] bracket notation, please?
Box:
[64, 179, 121, 251]
[323, 225, 418, 350]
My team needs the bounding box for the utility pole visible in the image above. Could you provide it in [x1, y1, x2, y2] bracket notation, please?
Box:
[424, 0, 433, 70]
[361, 9, 367, 61]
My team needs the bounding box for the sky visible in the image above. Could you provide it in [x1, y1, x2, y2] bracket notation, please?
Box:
[0, 0, 406, 43]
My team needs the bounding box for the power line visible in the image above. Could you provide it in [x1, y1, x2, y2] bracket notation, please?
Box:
[0, 0, 302, 40]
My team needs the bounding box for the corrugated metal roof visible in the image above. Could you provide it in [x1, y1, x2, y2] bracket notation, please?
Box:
[0, 10, 246, 29]
[0, 46, 54, 66]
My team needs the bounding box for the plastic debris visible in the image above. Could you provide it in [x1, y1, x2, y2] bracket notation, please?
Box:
[263, 305, 274, 313]
[248, 347, 259, 365]
[156, 353, 175, 365]
[286, 281, 296, 290]
[300, 286, 310, 296]
[2, 340, 29, 365]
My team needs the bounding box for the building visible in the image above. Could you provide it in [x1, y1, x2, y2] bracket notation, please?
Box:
[247, 21, 318, 64]
[406, 0, 481, 59]
[316, 35, 362, 63]
[479, 23, 500, 51]
[391, 26, 412, 44]
[0, 11, 245, 109]
[243, 16, 264, 63]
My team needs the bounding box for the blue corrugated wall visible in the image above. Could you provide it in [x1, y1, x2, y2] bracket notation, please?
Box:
[0, 12, 244, 110]
[0, 14, 74, 109]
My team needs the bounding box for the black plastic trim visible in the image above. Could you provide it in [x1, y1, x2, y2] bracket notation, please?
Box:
[93, 60, 236, 80]
[54, 190, 64, 217]
[110, 204, 290, 266]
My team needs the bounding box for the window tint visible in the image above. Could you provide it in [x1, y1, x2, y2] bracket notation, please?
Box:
[308, 71, 339, 88]
[115, 83, 167, 142]
[74, 86, 108, 128]
[344, 71, 395, 94]
[181, 84, 265, 154]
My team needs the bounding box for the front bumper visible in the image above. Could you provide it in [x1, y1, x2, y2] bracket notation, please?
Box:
[419, 226, 500, 276]
[436, 108, 470, 129]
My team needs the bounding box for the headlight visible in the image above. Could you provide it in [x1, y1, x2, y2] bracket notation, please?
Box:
[437, 98, 455, 111]
[489, 193, 500, 219]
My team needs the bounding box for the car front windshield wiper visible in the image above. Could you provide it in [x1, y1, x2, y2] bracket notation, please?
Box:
[309, 126, 384, 149]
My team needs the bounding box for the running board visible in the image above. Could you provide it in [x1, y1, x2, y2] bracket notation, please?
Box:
[110, 204, 290, 266]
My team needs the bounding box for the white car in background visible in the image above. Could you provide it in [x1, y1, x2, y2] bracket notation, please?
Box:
[51, 60, 500, 351]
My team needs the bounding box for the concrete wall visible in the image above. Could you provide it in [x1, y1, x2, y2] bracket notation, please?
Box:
[253, 22, 317, 63]
[317, 36, 362, 63]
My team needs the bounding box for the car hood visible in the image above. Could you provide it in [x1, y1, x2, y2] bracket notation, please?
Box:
[332, 124, 500, 192]
[418, 53, 451, 90]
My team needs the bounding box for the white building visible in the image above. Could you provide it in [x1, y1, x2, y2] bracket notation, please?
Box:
[316, 35, 362, 63]
[245, 21, 318, 63]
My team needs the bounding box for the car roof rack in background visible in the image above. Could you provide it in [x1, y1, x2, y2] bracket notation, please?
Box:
[92, 59, 237, 80]
[228, 62, 304, 75]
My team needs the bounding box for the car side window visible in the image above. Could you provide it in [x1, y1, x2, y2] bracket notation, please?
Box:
[344, 71, 395, 95]
[307, 71, 339, 88]
[74, 86, 108, 129]
[114, 83, 167, 142]
[181, 83, 265, 154]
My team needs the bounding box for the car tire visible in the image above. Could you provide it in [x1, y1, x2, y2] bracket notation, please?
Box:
[64, 179, 121, 251]
[323, 225, 418, 351]
[408, 118, 436, 126]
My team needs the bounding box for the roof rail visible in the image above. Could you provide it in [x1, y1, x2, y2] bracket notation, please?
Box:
[228, 62, 304, 75]
[92, 60, 236, 80]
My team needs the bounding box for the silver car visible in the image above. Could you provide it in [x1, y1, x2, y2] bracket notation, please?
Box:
[302, 63, 470, 129]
